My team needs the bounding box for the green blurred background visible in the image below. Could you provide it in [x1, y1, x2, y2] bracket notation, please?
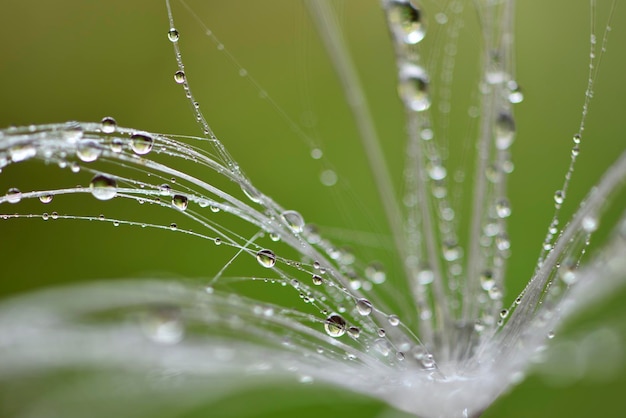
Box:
[0, 0, 625, 417]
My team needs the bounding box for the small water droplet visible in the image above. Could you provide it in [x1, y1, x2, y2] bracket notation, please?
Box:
[356, 298, 373, 316]
[495, 113, 516, 150]
[281, 210, 305, 233]
[398, 64, 431, 112]
[172, 194, 188, 211]
[388, 315, 400, 327]
[347, 326, 360, 339]
[324, 314, 347, 338]
[167, 28, 179, 42]
[365, 262, 386, 284]
[174, 71, 186, 84]
[378, 328, 386, 338]
[582, 215, 598, 233]
[141, 306, 184, 345]
[169, 223, 177, 231]
[495, 198, 511, 218]
[320, 169, 338, 186]
[100, 116, 117, 134]
[110, 138, 124, 153]
[9, 144, 36, 162]
[6, 188, 22, 204]
[89, 174, 117, 200]
[573, 134, 581, 144]
[130, 133, 154, 155]
[256, 249, 276, 268]
[214, 237, 221, 245]
[312, 274, 323, 286]
[500, 309, 509, 319]
[77, 140, 102, 162]
[39, 194, 53, 204]
[387, 0, 426, 45]
[42, 212, 49, 221]
[507, 80, 524, 103]
[554, 190, 565, 206]
[559, 258, 577, 285]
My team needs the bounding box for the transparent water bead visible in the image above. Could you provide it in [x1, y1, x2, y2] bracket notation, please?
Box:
[280, 210, 305, 233]
[130, 133, 154, 155]
[172, 194, 188, 211]
[582, 215, 598, 233]
[311, 274, 323, 286]
[386, 0, 426, 45]
[76, 139, 102, 162]
[398, 63, 431, 112]
[100, 116, 117, 134]
[324, 314, 347, 338]
[495, 198, 511, 218]
[365, 262, 386, 284]
[495, 113, 516, 150]
[39, 194, 53, 204]
[554, 189, 565, 206]
[167, 28, 179, 42]
[9, 144, 36, 162]
[6, 188, 22, 204]
[356, 298, 373, 316]
[559, 258, 578, 285]
[256, 249, 276, 268]
[89, 174, 117, 201]
[174, 71, 186, 84]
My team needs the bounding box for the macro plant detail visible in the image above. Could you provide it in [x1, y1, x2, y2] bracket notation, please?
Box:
[0, 1, 625, 418]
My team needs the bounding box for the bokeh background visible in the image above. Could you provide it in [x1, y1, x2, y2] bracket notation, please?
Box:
[0, 0, 625, 417]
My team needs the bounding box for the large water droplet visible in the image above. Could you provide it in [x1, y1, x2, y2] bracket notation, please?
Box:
[39, 194, 53, 204]
[167, 28, 180, 42]
[174, 71, 186, 84]
[387, 0, 426, 45]
[281, 210, 305, 233]
[130, 133, 154, 155]
[312, 274, 323, 286]
[256, 249, 276, 268]
[100, 116, 117, 134]
[172, 194, 188, 211]
[356, 298, 373, 316]
[398, 64, 431, 112]
[6, 188, 22, 204]
[76, 140, 102, 162]
[324, 314, 347, 338]
[90, 174, 117, 200]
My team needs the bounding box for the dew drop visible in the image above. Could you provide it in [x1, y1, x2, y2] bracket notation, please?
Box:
[347, 326, 360, 339]
[582, 215, 598, 233]
[89, 174, 117, 200]
[167, 28, 180, 42]
[6, 188, 22, 204]
[573, 133, 581, 144]
[559, 258, 577, 285]
[256, 249, 276, 268]
[507, 80, 524, 103]
[495, 198, 511, 218]
[110, 138, 124, 153]
[365, 262, 386, 284]
[9, 144, 36, 162]
[172, 194, 188, 211]
[388, 315, 400, 327]
[387, 0, 426, 45]
[130, 133, 154, 155]
[356, 298, 373, 316]
[495, 113, 516, 150]
[281, 210, 305, 233]
[39, 194, 53, 204]
[169, 223, 177, 231]
[320, 169, 338, 186]
[398, 64, 431, 112]
[500, 309, 509, 319]
[378, 328, 386, 338]
[100, 116, 117, 134]
[76, 140, 102, 162]
[174, 71, 186, 84]
[554, 190, 565, 206]
[324, 314, 347, 338]
[311, 274, 323, 286]
[141, 307, 184, 345]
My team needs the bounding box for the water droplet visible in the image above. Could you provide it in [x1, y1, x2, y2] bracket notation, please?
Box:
[130, 133, 154, 155]
[573, 133, 581, 144]
[398, 64, 430, 112]
[387, 0, 426, 45]
[582, 215, 598, 233]
[324, 314, 347, 338]
[167, 28, 179, 42]
[347, 326, 360, 338]
[141, 306, 184, 345]
[39, 194, 53, 204]
[365, 262, 386, 284]
[500, 309, 509, 319]
[210, 205, 220, 213]
[480, 270, 495, 291]
[378, 328, 386, 338]
[9, 144, 36, 162]
[6, 188, 22, 203]
[559, 258, 577, 285]
[281, 210, 305, 233]
[110, 138, 124, 153]
[442, 241, 461, 261]
[174, 71, 186, 84]
[488, 285, 503, 300]
[89, 174, 117, 200]
[421, 353, 435, 369]
[427, 162, 447, 180]
[320, 169, 338, 186]
[554, 190, 565, 206]
[42, 212, 49, 221]
[169, 223, 177, 231]
[495, 198, 511, 218]
[311, 274, 323, 286]
[388, 315, 400, 327]
[51, 212, 59, 220]
[214, 237, 221, 245]
[507, 80, 524, 103]
[356, 298, 373, 316]
[495, 113, 516, 150]
[241, 183, 262, 203]
[256, 249, 276, 268]
[76, 140, 102, 162]
[172, 194, 188, 211]
[417, 269, 434, 285]
[100, 116, 117, 134]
